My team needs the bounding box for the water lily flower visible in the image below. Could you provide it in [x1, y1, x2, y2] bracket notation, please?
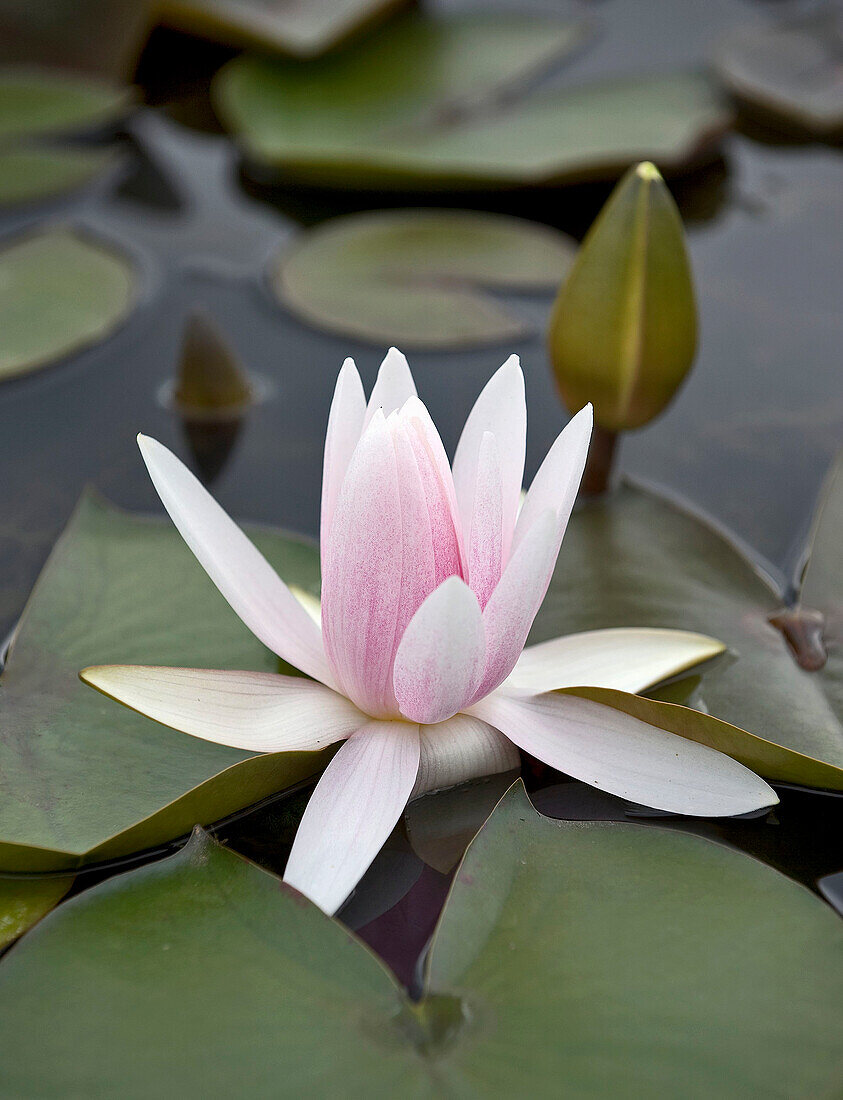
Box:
[82, 349, 776, 914]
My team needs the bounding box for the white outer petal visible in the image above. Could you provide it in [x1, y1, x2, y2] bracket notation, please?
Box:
[321, 358, 366, 561]
[362, 347, 417, 430]
[513, 402, 592, 553]
[505, 628, 726, 695]
[452, 355, 526, 566]
[472, 509, 558, 700]
[469, 690, 777, 817]
[284, 720, 420, 915]
[80, 666, 365, 752]
[138, 435, 335, 688]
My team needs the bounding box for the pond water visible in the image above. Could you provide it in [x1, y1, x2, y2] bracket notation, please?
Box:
[0, 0, 841, 980]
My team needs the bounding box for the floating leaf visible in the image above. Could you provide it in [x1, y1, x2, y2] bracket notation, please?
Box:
[0, 492, 330, 872]
[0, 785, 840, 1095]
[0, 147, 115, 206]
[0, 66, 131, 206]
[158, 0, 409, 58]
[715, 12, 843, 137]
[214, 14, 728, 190]
[0, 875, 73, 951]
[549, 162, 697, 431]
[0, 67, 132, 142]
[0, 227, 136, 381]
[540, 474, 843, 789]
[272, 209, 576, 348]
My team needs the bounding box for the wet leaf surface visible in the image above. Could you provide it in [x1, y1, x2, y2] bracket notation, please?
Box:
[272, 209, 575, 348]
[715, 12, 843, 137]
[0, 874, 73, 951]
[158, 0, 410, 58]
[0, 226, 136, 380]
[213, 13, 728, 190]
[0, 493, 330, 871]
[0, 784, 840, 1096]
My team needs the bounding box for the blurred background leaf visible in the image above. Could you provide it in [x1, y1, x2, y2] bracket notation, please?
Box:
[715, 11, 843, 138]
[272, 209, 575, 348]
[0, 227, 136, 380]
[215, 17, 729, 190]
[157, 0, 410, 58]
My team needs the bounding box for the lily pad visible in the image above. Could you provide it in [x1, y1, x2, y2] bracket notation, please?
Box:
[0, 67, 131, 142]
[539, 472, 843, 789]
[0, 226, 137, 381]
[0, 784, 840, 1095]
[214, 14, 728, 190]
[0, 875, 73, 951]
[0, 66, 131, 206]
[0, 147, 115, 207]
[272, 209, 576, 348]
[715, 12, 843, 137]
[0, 491, 330, 872]
[158, 0, 410, 58]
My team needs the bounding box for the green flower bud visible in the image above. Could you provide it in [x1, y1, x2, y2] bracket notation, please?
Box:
[548, 162, 697, 432]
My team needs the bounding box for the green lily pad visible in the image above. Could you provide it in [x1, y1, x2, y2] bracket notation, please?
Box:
[0, 783, 840, 1095]
[714, 12, 843, 138]
[0, 491, 330, 872]
[539, 472, 843, 789]
[0, 66, 131, 206]
[0, 875, 73, 951]
[0, 226, 136, 381]
[272, 209, 576, 348]
[158, 0, 410, 58]
[0, 67, 131, 142]
[214, 14, 728, 191]
[0, 147, 115, 207]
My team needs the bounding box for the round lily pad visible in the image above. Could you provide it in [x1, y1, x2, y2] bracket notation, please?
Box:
[271, 209, 576, 348]
[0, 226, 136, 381]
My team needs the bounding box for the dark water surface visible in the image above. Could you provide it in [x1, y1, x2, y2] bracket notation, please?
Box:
[0, 0, 841, 978]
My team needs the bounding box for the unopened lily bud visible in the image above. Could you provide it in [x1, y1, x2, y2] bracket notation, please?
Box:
[548, 162, 697, 431]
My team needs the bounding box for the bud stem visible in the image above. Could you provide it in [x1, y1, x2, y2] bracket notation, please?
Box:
[582, 425, 619, 496]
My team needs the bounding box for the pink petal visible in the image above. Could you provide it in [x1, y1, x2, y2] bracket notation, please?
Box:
[138, 436, 335, 688]
[506, 628, 726, 695]
[320, 358, 365, 562]
[412, 713, 520, 797]
[283, 719, 421, 914]
[80, 665, 364, 751]
[513, 403, 592, 554]
[321, 410, 404, 715]
[466, 431, 503, 608]
[362, 347, 417, 431]
[470, 690, 777, 816]
[393, 577, 486, 724]
[452, 355, 525, 567]
[401, 396, 465, 576]
[470, 509, 558, 701]
[322, 405, 463, 717]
